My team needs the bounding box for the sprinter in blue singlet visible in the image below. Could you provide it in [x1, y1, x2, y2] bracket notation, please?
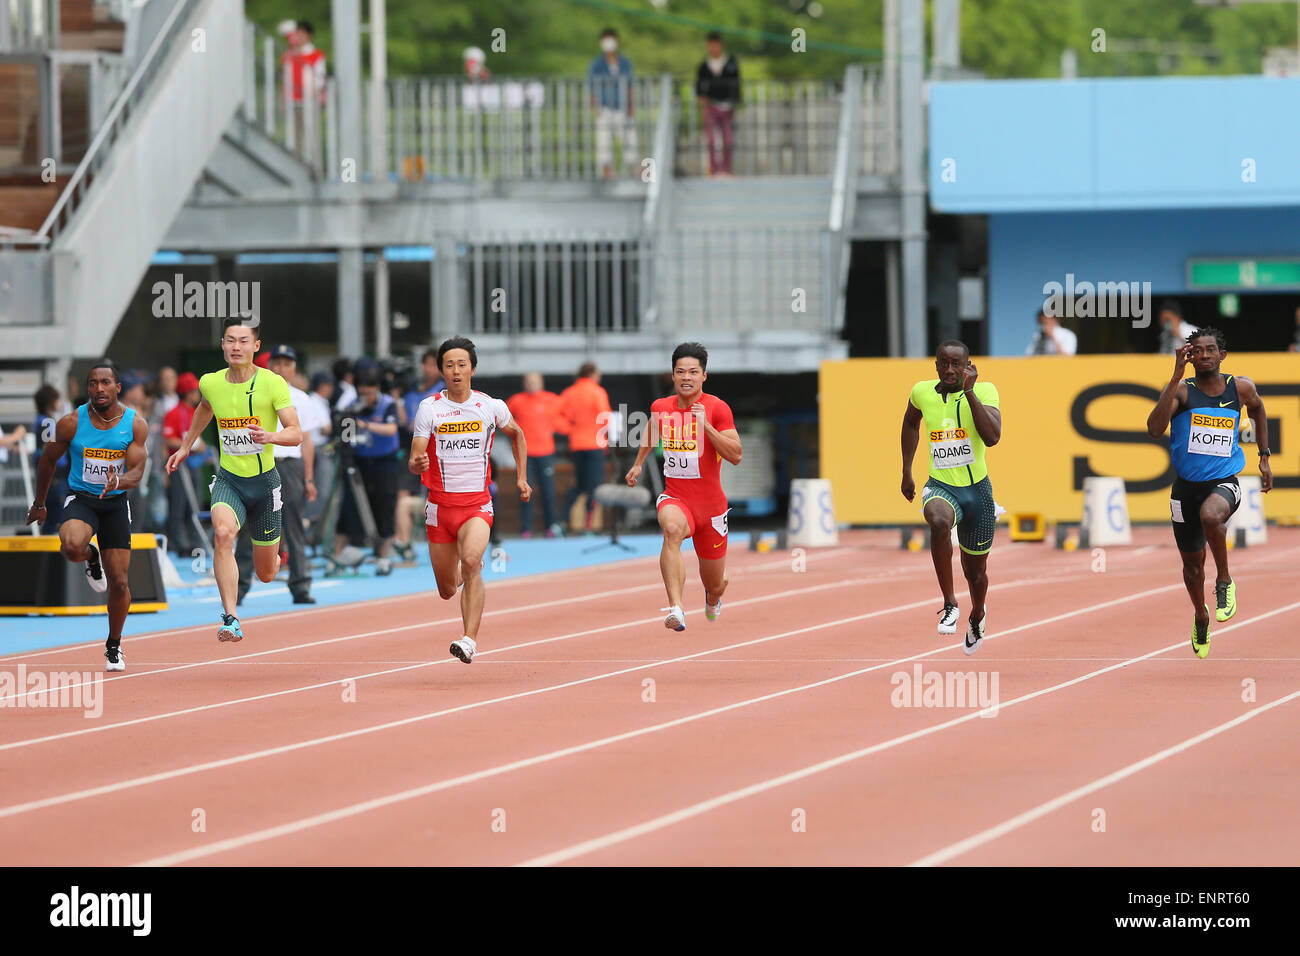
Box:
[1146, 328, 1273, 659]
[28, 360, 149, 671]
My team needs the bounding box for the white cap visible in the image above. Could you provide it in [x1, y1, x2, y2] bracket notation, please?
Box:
[463, 46, 486, 63]
[277, 19, 297, 37]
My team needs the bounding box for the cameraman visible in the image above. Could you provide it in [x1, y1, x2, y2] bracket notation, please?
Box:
[335, 370, 400, 575]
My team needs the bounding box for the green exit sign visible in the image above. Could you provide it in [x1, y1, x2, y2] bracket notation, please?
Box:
[1187, 258, 1300, 290]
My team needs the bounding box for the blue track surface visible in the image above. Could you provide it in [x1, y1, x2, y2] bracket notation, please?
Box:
[3, 534, 677, 654]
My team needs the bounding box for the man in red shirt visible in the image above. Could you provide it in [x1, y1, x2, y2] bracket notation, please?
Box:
[626, 342, 742, 631]
[559, 362, 613, 531]
[507, 372, 566, 538]
[282, 20, 326, 158]
[410, 337, 531, 664]
[162, 372, 205, 556]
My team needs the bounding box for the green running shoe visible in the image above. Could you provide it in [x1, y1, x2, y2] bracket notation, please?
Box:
[1214, 579, 1236, 623]
[1191, 605, 1210, 659]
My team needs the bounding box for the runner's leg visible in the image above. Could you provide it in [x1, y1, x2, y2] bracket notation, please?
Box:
[458, 516, 491, 641]
[923, 498, 957, 606]
[101, 548, 132, 643]
[657, 502, 691, 608]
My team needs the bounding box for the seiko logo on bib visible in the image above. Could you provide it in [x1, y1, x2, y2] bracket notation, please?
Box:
[1188, 413, 1234, 458]
[436, 420, 483, 434]
[80, 447, 125, 485]
[216, 416, 264, 455]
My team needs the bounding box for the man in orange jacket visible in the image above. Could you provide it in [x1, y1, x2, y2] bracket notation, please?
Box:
[507, 372, 566, 537]
[559, 362, 612, 532]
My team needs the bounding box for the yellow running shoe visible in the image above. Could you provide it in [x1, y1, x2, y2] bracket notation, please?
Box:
[1214, 580, 1236, 623]
[1191, 605, 1211, 659]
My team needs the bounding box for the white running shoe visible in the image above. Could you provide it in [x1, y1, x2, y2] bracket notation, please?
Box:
[85, 543, 107, 594]
[662, 606, 686, 631]
[449, 636, 477, 663]
[705, 597, 722, 622]
[963, 612, 986, 656]
[105, 645, 125, 672]
[937, 603, 959, 635]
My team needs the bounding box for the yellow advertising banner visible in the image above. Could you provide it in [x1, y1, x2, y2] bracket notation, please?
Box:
[819, 353, 1300, 524]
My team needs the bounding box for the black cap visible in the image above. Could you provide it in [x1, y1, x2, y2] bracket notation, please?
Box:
[271, 344, 298, 362]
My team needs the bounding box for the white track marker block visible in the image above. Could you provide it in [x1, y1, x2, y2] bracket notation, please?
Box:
[1080, 476, 1131, 546]
[1227, 475, 1267, 545]
[788, 478, 838, 547]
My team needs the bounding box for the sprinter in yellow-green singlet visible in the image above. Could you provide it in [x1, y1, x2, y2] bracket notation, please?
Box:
[166, 317, 302, 643]
[900, 340, 1002, 655]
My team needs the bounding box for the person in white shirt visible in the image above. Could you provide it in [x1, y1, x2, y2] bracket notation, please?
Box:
[235, 345, 320, 604]
[1157, 300, 1197, 354]
[1026, 308, 1078, 356]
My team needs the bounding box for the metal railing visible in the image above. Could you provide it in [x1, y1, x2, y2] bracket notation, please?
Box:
[861, 66, 898, 175]
[675, 78, 843, 177]
[0, 0, 57, 53]
[448, 232, 652, 336]
[384, 75, 661, 182]
[33, 0, 197, 242]
[661, 224, 831, 332]
[244, 20, 332, 175]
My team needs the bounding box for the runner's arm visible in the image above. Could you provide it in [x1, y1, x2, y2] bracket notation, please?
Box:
[264, 405, 302, 447]
[629, 410, 658, 471]
[1147, 345, 1191, 438]
[29, 413, 77, 515]
[901, 399, 922, 474]
[409, 435, 430, 475]
[179, 399, 214, 453]
[705, 423, 742, 465]
[963, 391, 1001, 447]
[1236, 376, 1272, 493]
[106, 417, 150, 496]
[499, 418, 529, 485]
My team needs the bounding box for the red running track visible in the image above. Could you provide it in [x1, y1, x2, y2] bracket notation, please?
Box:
[1, 527, 1297, 866]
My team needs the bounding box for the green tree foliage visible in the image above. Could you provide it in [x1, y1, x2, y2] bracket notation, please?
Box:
[246, 0, 1297, 80]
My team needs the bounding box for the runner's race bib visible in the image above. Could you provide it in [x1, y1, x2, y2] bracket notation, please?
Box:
[1187, 413, 1234, 459]
[929, 427, 975, 469]
[662, 439, 700, 479]
[217, 417, 265, 457]
[80, 447, 125, 486]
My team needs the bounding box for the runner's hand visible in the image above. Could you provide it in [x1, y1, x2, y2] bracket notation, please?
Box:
[305, 479, 318, 503]
[166, 446, 188, 474]
[25, 503, 46, 525]
[99, 470, 119, 499]
[1172, 343, 1192, 379]
[517, 478, 532, 502]
[625, 463, 642, 486]
[1260, 458, 1273, 493]
[248, 424, 273, 444]
[901, 473, 915, 502]
[409, 451, 430, 474]
[962, 363, 979, 392]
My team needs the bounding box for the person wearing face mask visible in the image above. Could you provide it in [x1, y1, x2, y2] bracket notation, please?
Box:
[587, 28, 637, 180]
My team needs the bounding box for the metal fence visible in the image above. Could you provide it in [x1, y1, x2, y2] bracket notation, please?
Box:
[0, 0, 55, 53]
[449, 232, 651, 335]
[658, 224, 831, 332]
[674, 78, 843, 177]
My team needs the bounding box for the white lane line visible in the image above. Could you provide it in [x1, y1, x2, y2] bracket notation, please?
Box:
[0, 547, 1087, 750]
[909, 685, 1300, 867]
[12, 587, 967, 828]
[513, 597, 1300, 868]
[196, 581, 344, 603]
[0, 546, 855, 663]
[126, 580, 1184, 867]
[0, 570, 883, 752]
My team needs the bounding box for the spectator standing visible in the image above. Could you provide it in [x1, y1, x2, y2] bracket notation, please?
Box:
[332, 357, 357, 411]
[305, 371, 335, 522]
[162, 372, 207, 556]
[237, 346, 319, 604]
[559, 362, 612, 532]
[157, 366, 179, 416]
[1026, 308, 1078, 356]
[507, 372, 565, 538]
[588, 28, 637, 180]
[281, 19, 327, 158]
[336, 370, 400, 575]
[1156, 300, 1196, 354]
[393, 348, 445, 560]
[696, 32, 741, 176]
[33, 385, 67, 533]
